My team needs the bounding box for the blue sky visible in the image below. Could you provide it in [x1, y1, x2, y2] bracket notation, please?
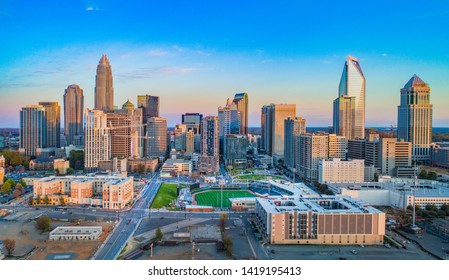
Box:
[0, 0, 448, 127]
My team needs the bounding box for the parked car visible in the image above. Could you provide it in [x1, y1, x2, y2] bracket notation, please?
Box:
[351, 250, 358, 255]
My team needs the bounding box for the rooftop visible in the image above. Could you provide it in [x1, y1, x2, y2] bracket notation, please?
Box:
[403, 74, 428, 88]
[257, 195, 382, 214]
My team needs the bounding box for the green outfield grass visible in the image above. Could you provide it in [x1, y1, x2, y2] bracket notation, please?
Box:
[195, 190, 255, 208]
[151, 183, 178, 209]
[236, 174, 284, 180]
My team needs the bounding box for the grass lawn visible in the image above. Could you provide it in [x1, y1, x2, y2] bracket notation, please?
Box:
[151, 183, 178, 209]
[195, 190, 255, 208]
[236, 174, 284, 180]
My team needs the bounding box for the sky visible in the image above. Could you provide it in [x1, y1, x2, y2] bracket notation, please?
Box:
[0, 0, 448, 128]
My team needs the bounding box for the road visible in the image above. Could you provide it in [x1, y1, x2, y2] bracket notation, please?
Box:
[93, 174, 161, 260]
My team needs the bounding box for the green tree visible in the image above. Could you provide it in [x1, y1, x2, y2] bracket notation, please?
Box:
[428, 171, 438, 181]
[19, 178, 26, 187]
[1, 181, 12, 194]
[69, 150, 84, 170]
[155, 227, 163, 241]
[36, 195, 42, 205]
[5, 178, 15, 186]
[66, 167, 74, 175]
[43, 195, 50, 205]
[418, 170, 428, 179]
[36, 216, 51, 232]
[3, 239, 15, 256]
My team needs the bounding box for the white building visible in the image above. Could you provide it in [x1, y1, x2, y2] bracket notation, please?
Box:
[328, 177, 449, 210]
[49, 226, 102, 241]
[318, 158, 365, 184]
[161, 159, 192, 176]
[84, 109, 110, 172]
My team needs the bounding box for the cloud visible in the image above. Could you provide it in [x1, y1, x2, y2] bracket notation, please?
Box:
[382, 53, 388, 57]
[261, 59, 273, 64]
[85, 7, 99, 11]
[148, 50, 169, 57]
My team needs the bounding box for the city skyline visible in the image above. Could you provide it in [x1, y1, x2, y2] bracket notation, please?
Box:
[1, 1, 449, 128]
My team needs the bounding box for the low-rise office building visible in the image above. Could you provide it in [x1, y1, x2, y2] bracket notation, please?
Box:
[33, 175, 133, 209]
[49, 226, 102, 241]
[160, 159, 192, 177]
[328, 177, 449, 210]
[255, 196, 385, 245]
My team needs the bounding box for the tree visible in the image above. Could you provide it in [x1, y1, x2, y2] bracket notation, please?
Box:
[66, 167, 74, 175]
[43, 195, 50, 205]
[19, 178, 26, 187]
[36, 195, 42, 205]
[69, 150, 84, 170]
[428, 172, 438, 181]
[12, 189, 22, 198]
[219, 212, 228, 231]
[1, 182, 12, 194]
[223, 236, 233, 258]
[418, 170, 428, 179]
[36, 216, 51, 232]
[3, 239, 15, 256]
[155, 227, 163, 241]
[59, 197, 66, 206]
[28, 196, 34, 206]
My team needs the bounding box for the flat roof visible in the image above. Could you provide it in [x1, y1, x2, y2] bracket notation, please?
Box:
[329, 179, 449, 198]
[50, 226, 102, 235]
[257, 195, 383, 215]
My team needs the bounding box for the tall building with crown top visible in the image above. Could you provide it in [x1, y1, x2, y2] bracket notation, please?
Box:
[397, 74, 433, 162]
[95, 54, 114, 111]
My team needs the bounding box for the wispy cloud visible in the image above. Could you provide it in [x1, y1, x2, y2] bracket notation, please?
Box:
[148, 50, 169, 57]
[382, 53, 388, 57]
[116, 66, 195, 79]
[85, 7, 100, 11]
[261, 59, 272, 64]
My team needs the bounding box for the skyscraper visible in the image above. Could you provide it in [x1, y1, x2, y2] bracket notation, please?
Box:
[199, 116, 219, 173]
[38, 102, 61, 149]
[232, 93, 248, 135]
[64, 84, 84, 146]
[333, 95, 355, 140]
[185, 130, 195, 154]
[94, 54, 114, 111]
[261, 105, 273, 155]
[272, 104, 296, 158]
[298, 134, 329, 182]
[218, 101, 240, 153]
[19, 105, 46, 157]
[397, 75, 433, 162]
[223, 134, 248, 166]
[137, 95, 159, 120]
[182, 113, 202, 134]
[338, 55, 365, 139]
[84, 109, 111, 172]
[284, 117, 306, 169]
[146, 117, 167, 159]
